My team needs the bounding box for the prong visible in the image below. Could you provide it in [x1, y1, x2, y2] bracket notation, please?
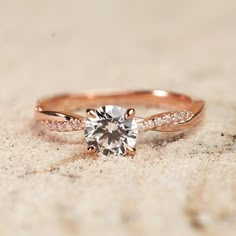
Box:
[87, 145, 97, 154]
[86, 108, 97, 118]
[35, 106, 42, 112]
[126, 147, 136, 157]
[125, 108, 136, 119]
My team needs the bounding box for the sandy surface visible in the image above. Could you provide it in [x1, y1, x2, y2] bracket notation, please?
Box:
[0, 0, 236, 235]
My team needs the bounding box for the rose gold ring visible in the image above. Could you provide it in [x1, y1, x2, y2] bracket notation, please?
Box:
[35, 90, 205, 156]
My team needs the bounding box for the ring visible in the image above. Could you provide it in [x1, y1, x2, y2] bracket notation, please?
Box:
[35, 90, 205, 156]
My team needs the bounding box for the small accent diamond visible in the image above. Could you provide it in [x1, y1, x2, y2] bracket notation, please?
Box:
[165, 115, 171, 125]
[173, 112, 180, 124]
[155, 117, 163, 126]
[147, 120, 155, 129]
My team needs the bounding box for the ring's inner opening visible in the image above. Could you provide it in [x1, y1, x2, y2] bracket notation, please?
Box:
[39, 90, 193, 112]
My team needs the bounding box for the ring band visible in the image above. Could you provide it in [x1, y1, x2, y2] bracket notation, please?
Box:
[35, 90, 205, 156]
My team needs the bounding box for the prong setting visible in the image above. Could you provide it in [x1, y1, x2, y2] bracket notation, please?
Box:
[87, 145, 97, 154]
[86, 108, 97, 118]
[126, 147, 136, 156]
[84, 105, 138, 156]
[125, 108, 136, 119]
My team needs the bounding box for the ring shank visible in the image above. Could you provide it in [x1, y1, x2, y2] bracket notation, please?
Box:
[35, 90, 205, 132]
[37, 90, 193, 110]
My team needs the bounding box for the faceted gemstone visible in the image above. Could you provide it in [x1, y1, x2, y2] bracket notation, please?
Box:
[173, 113, 180, 124]
[165, 115, 171, 124]
[156, 117, 163, 126]
[84, 105, 138, 156]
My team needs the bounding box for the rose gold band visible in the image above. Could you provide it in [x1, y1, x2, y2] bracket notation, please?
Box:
[35, 90, 205, 133]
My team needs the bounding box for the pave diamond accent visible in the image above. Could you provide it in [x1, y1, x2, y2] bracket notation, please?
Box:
[42, 119, 83, 132]
[141, 110, 194, 130]
[84, 105, 138, 156]
[155, 117, 163, 126]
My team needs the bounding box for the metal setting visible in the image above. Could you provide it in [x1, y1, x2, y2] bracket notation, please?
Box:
[35, 90, 205, 156]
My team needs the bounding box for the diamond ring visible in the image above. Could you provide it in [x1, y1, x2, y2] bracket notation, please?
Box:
[35, 90, 205, 156]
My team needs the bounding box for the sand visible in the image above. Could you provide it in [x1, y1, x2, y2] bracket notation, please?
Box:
[0, 0, 235, 235]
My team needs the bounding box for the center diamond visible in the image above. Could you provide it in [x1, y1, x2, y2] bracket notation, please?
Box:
[84, 105, 138, 156]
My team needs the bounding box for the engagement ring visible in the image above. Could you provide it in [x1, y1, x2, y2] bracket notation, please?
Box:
[35, 90, 205, 156]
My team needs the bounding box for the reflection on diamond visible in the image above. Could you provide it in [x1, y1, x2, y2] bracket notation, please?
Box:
[84, 105, 138, 156]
